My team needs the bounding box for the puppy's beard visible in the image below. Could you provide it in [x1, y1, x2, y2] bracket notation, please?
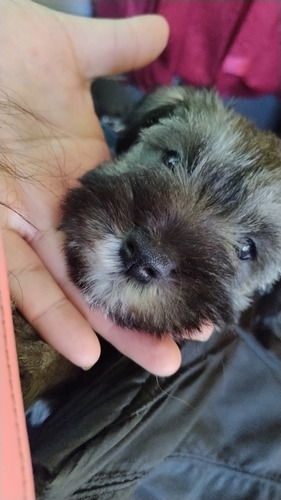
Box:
[78, 234, 186, 337]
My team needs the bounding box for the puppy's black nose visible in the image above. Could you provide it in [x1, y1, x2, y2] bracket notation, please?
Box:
[120, 228, 176, 283]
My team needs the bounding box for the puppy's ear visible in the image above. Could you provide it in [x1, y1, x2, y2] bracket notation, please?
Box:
[116, 86, 188, 154]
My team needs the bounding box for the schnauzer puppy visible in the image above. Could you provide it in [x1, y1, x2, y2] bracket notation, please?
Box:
[61, 86, 281, 335]
[15, 86, 281, 407]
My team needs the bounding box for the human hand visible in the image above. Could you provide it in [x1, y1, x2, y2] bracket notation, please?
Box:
[0, 0, 213, 376]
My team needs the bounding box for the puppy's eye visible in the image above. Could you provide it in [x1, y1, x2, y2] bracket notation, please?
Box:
[237, 238, 257, 260]
[162, 150, 180, 170]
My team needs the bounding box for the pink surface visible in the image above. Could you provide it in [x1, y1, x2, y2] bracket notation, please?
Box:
[0, 231, 35, 500]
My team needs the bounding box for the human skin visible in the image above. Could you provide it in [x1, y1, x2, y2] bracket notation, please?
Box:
[0, 0, 213, 375]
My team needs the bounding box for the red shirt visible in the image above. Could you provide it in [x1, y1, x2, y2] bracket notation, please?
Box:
[95, 0, 280, 97]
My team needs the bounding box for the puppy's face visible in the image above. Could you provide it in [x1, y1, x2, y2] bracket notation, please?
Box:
[60, 87, 281, 340]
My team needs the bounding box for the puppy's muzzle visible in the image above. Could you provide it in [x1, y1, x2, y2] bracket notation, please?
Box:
[61, 165, 235, 338]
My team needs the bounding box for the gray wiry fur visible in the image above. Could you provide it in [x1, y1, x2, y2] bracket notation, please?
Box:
[15, 86, 281, 406]
[61, 86, 281, 338]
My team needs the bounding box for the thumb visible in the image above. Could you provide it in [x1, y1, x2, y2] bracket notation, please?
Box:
[58, 14, 169, 79]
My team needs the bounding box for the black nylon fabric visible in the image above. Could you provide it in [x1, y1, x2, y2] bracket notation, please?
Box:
[29, 323, 281, 500]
